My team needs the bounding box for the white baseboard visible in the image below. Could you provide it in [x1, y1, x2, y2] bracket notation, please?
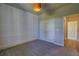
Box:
[39, 39, 64, 47]
[52, 41, 64, 46]
[0, 38, 36, 50]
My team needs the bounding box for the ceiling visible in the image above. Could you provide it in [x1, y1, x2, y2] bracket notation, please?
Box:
[6, 3, 71, 15]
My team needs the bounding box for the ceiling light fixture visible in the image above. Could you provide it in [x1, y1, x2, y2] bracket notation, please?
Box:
[33, 3, 41, 12]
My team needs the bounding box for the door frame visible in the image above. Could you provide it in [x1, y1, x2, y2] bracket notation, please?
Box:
[64, 15, 79, 51]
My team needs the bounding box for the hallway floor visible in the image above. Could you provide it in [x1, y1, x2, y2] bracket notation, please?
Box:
[0, 40, 79, 56]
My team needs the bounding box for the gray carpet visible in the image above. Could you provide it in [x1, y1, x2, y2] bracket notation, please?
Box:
[0, 40, 79, 56]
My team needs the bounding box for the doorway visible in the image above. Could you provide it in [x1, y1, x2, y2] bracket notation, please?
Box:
[64, 15, 79, 51]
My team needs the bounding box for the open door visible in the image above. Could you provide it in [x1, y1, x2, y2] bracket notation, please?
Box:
[64, 15, 79, 51]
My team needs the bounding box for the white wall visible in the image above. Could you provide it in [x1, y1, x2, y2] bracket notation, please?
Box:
[39, 19, 46, 40]
[39, 17, 64, 46]
[0, 4, 39, 50]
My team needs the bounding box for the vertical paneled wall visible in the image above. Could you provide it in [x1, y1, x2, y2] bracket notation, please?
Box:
[39, 17, 64, 46]
[0, 4, 39, 50]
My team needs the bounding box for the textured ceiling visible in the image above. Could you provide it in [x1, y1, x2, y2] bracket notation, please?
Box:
[6, 3, 71, 15]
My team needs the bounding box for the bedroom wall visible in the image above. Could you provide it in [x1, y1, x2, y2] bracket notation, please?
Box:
[39, 17, 64, 46]
[0, 4, 39, 50]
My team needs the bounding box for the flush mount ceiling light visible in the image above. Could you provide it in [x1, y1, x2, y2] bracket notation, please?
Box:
[33, 3, 41, 12]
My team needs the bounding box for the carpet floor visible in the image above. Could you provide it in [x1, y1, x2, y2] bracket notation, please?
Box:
[0, 40, 79, 56]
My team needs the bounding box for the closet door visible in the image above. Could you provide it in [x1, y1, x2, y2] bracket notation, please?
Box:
[46, 19, 55, 42]
[54, 17, 64, 46]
